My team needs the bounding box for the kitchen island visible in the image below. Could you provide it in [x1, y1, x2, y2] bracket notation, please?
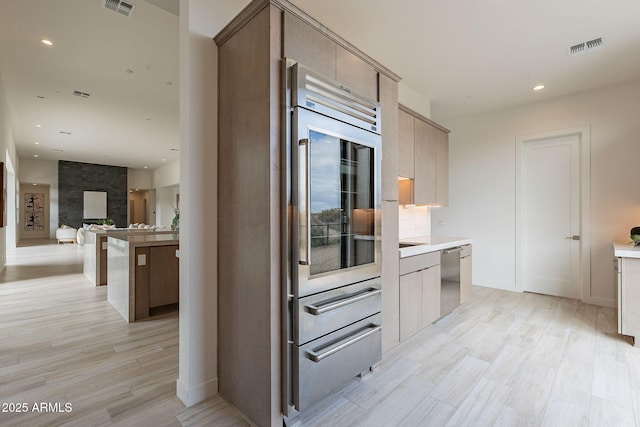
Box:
[614, 241, 640, 346]
[84, 228, 176, 286]
[107, 233, 179, 322]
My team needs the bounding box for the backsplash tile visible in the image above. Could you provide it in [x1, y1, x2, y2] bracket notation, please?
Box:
[398, 205, 431, 239]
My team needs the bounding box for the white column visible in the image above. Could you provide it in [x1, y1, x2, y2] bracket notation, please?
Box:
[177, 0, 218, 406]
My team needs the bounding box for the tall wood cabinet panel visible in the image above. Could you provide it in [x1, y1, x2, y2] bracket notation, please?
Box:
[382, 200, 400, 352]
[435, 128, 449, 206]
[283, 12, 336, 79]
[414, 119, 436, 204]
[217, 5, 282, 427]
[380, 74, 399, 202]
[380, 72, 400, 353]
[398, 109, 415, 179]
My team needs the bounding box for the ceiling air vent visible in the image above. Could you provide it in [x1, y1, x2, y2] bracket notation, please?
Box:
[569, 37, 603, 56]
[73, 91, 90, 98]
[102, 0, 135, 17]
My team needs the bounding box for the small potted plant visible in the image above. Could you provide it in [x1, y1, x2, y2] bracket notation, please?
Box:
[171, 207, 180, 231]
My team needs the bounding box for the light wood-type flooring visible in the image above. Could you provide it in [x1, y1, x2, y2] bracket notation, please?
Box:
[2, 240, 640, 426]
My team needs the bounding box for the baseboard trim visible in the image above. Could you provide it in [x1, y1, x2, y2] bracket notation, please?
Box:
[583, 296, 616, 308]
[177, 377, 219, 407]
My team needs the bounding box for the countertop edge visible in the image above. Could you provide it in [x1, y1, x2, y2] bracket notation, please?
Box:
[399, 237, 473, 258]
[614, 241, 640, 258]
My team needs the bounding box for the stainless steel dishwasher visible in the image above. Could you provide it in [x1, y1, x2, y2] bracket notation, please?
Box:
[441, 247, 462, 316]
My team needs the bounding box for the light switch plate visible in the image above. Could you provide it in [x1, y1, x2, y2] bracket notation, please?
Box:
[175, 250, 180, 258]
[102, 242, 108, 250]
[137, 254, 147, 266]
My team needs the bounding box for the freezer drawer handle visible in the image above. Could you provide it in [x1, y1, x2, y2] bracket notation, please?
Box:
[443, 247, 462, 254]
[307, 325, 381, 363]
[305, 288, 381, 315]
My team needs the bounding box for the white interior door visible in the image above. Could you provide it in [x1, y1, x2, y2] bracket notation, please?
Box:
[522, 135, 581, 299]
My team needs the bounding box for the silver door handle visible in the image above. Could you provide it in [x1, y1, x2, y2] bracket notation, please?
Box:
[305, 288, 381, 315]
[307, 325, 381, 362]
[564, 235, 580, 241]
[298, 138, 311, 265]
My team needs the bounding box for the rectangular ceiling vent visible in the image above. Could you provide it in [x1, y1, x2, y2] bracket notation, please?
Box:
[73, 91, 90, 98]
[569, 37, 603, 56]
[102, 0, 135, 17]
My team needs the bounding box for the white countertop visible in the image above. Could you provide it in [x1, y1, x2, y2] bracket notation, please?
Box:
[614, 241, 640, 258]
[108, 233, 180, 247]
[399, 236, 473, 258]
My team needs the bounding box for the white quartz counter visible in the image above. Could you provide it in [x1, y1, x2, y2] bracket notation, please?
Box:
[108, 233, 179, 247]
[614, 241, 640, 258]
[399, 236, 473, 258]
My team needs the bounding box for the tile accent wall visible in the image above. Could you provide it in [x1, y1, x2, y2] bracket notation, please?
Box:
[58, 160, 128, 228]
[398, 205, 431, 239]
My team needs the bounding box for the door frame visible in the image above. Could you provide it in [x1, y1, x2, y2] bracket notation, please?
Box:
[515, 125, 593, 303]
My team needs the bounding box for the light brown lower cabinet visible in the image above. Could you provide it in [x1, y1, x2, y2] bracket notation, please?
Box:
[400, 263, 441, 341]
[422, 265, 441, 327]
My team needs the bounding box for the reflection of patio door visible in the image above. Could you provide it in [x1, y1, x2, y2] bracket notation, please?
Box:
[21, 184, 50, 240]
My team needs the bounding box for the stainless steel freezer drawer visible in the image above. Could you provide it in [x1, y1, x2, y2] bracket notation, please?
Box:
[294, 313, 382, 410]
[296, 278, 381, 345]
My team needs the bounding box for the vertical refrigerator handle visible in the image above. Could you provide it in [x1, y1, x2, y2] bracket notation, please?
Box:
[299, 138, 311, 265]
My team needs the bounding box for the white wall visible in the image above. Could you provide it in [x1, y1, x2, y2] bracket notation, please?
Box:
[177, 0, 219, 408]
[431, 79, 640, 306]
[128, 168, 153, 189]
[18, 158, 58, 239]
[157, 184, 179, 227]
[398, 82, 430, 119]
[0, 73, 18, 268]
[152, 160, 180, 189]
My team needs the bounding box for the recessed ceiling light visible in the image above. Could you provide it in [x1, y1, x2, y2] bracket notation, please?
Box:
[33, 154, 39, 158]
[162, 158, 166, 162]
[41, 39, 53, 46]
[166, 81, 173, 86]
[533, 85, 545, 91]
[53, 149, 63, 153]
[125, 69, 134, 74]
[170, 148, 179, 151]
[36, 124, 42, 128]
[59, 131, 72, 135]
[33, 183, 38, 186]
[144, 166, 148, 169]
[34, 141, 40, 145]
[36, 95, 45, 99]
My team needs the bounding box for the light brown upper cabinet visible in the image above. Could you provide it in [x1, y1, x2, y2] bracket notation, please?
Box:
[398, 108, 415, 179]
[414, 119, 436, 204]
[284, 13, 378, 101]
[435, 128, 449, 207]
[397, 104, 449, 206]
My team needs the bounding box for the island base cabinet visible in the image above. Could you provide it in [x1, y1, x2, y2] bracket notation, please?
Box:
[618, 257, 640, 346]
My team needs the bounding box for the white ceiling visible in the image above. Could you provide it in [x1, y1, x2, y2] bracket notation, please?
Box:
[1, 0, 640, 169]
